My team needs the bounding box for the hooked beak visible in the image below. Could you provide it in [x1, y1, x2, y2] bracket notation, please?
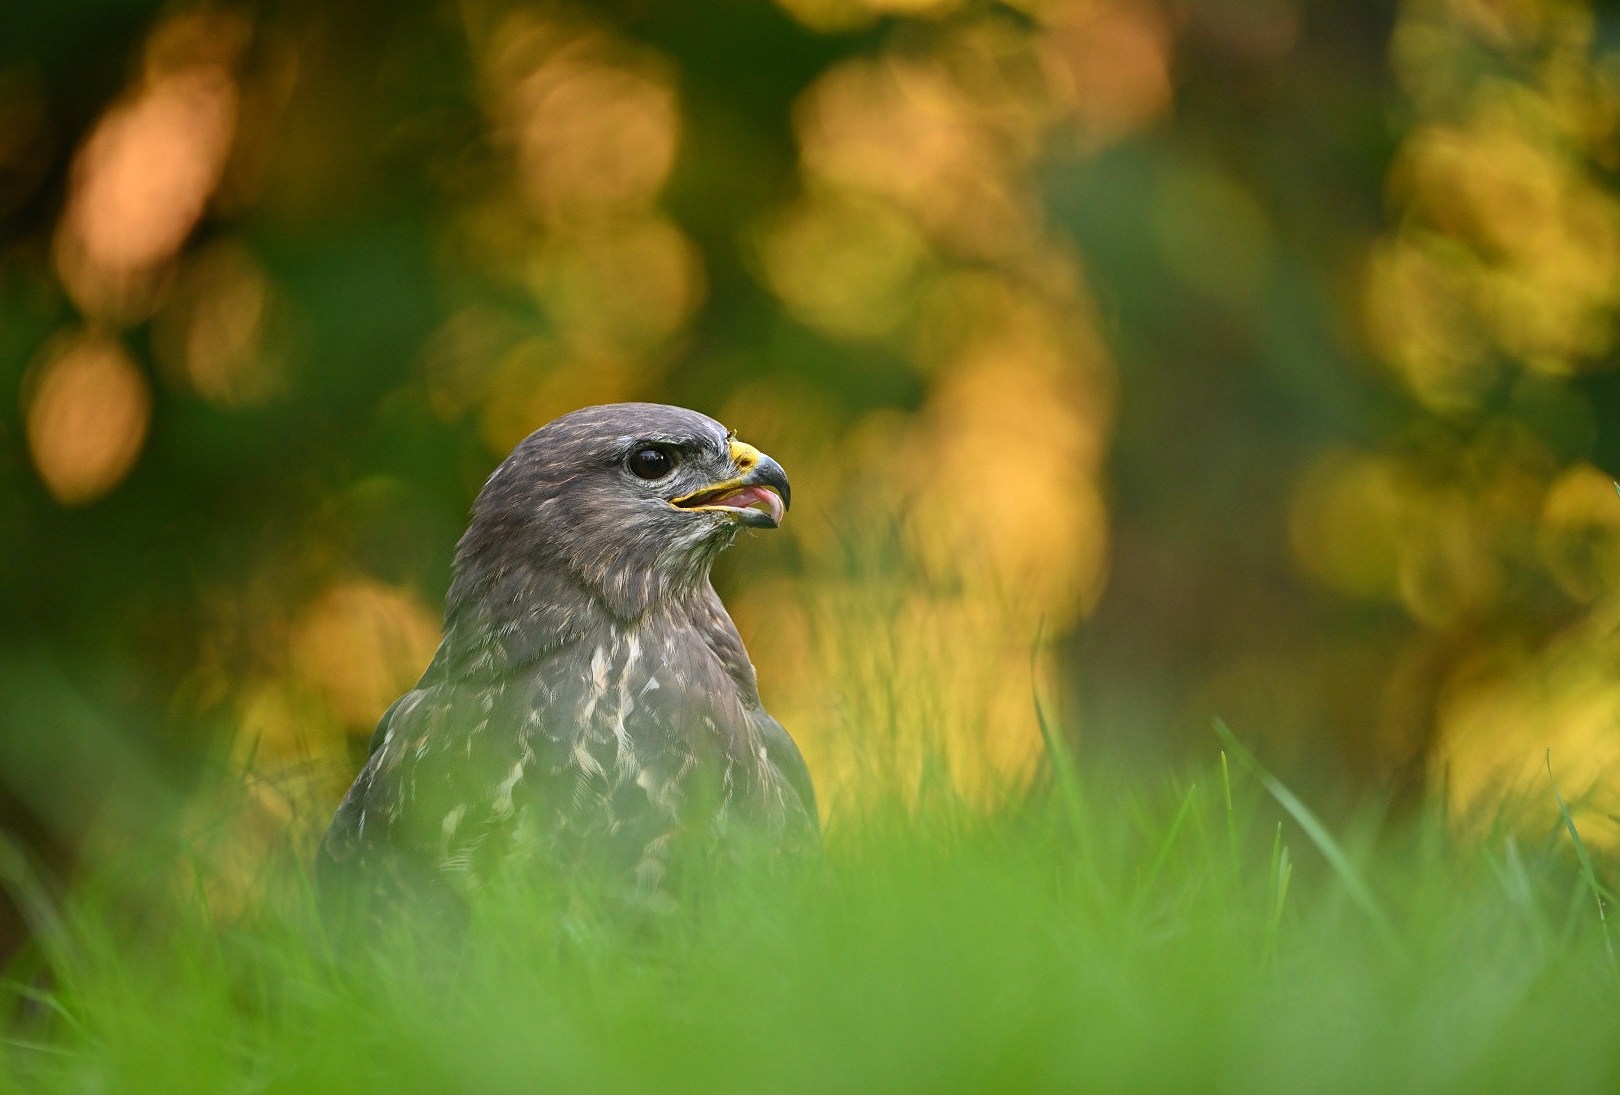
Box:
[670, 439, 791, 529]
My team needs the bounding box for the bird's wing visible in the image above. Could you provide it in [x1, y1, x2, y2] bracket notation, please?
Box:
[756, 709, 819, 835]
[317, 668, 568, 888]
[361, 691, 408, 763]
[323, 588, 599, 871]
[317, 684, 438, 876]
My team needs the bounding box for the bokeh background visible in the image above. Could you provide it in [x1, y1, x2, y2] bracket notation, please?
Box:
[3, 0, 1620, 944]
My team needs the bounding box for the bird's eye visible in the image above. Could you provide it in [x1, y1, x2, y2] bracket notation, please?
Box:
[627, 445, 676, 480]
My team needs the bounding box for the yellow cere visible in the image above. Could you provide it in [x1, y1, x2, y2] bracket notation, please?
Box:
[729, 439, 762, 472]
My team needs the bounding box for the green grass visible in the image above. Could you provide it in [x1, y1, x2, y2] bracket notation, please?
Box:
[3, 738, 1618, 1093]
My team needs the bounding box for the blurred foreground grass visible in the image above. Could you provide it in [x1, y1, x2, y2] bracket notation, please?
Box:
[2, 728, 1617, 1094]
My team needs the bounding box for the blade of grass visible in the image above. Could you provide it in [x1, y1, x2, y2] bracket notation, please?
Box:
[1263, 822, 1292, 967]
[1545, 750, 1617, 975]
[1214, 719, 1396, 946]
[0, 834, 75, 993]
[4, 1037, 74, 1058]
[1220, 750, 1239, 873]
[1135, 781, 1199, 903]
[0, 980, 82, 1034]
[1030, 620, 1084, 825]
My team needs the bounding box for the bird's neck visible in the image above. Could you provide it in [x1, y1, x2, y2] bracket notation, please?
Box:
[435, 551, 736, 683]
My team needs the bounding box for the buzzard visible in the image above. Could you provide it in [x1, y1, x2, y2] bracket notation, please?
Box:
[317, 403, 816, 911]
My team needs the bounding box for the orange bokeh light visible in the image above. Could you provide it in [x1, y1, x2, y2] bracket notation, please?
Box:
[55, 66, 238, 321]
[24, 332, 151, 506]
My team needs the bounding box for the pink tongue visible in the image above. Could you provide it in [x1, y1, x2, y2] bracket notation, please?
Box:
[711, 486, 784, 525]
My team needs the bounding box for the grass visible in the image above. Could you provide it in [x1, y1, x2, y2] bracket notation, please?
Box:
[2, 729, 1618, 1093]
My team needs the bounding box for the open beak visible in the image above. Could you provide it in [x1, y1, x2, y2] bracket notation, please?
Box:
[671, 439, 791, 529]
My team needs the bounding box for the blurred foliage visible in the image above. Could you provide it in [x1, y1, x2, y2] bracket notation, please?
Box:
[2, 0, 1620, 935]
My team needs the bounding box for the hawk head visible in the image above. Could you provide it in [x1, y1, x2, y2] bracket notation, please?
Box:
[446, 403, 791, 630]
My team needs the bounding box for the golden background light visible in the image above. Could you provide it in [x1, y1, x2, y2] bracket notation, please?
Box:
[290, 580, 442, 731]
[424, 8, 702, 454]
[1333, 0, 1620, 841]
[153, 239, 285, 407]
[13, 0, 1620, 906]
[24, 332, 151, 506]
[727, 12, 1123, 808]
[53, 11, 244, 324]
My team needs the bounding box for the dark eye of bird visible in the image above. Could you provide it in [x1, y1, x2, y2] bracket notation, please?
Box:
[627, 445, 675, 480]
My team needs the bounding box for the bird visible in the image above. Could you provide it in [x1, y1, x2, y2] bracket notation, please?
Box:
[316, 403, 816, 916]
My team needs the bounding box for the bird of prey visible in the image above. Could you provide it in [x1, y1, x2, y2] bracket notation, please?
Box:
[317, 403, 816, 913]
